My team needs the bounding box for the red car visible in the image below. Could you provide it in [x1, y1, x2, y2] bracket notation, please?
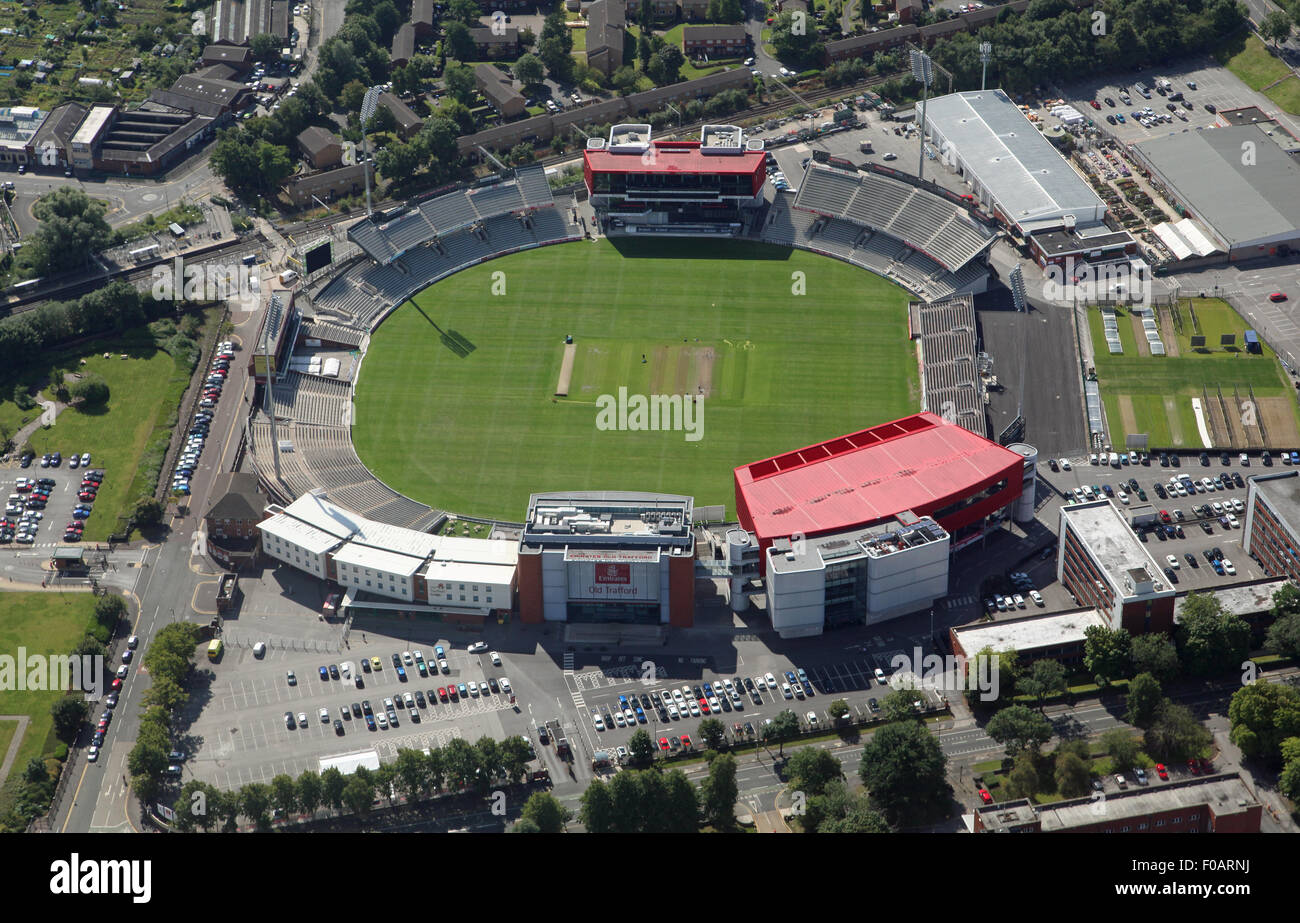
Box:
[97, 718, 108, 732]
[111, 677, 122, 691]
[1155, 763, 1168, 780]
[437, 687, 448, 701]
[1187, 758, 1199, 774]
[698, 697, 710, 715]
[78, 492, 97, 502]
[680, 734, 692, 749]
[1269, 292, 1288, 302]
[659, 737, 670, 751]
[978, 789, 993, 804]
[1089, 99, 1101, 109]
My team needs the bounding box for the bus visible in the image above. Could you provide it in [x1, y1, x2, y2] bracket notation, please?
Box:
[129, 244, 159, 262]
[207, 638, 224, 661]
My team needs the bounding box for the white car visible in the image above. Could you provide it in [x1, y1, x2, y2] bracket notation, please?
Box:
[874, 667, 888, 684]
[672, 688, 685, 705]
[1012, 594, 1025, 608]
[594, 714, 605, 731]
[614, 711, 626, 727]
[1059, 458, 1071, 470]
[667, 704, 679, 720]
[319, 707, 329, 723]
[1166, 555, 1180, 569]
[1029, 590, 1044, 606]
[1227, 514, 1239, 528]
[298, 712, 308, 727]
[765, 672, 777, 688]
[1232, 498, 1244, 512]
[623, 708, 635, 724]
[688, 702, 701, 717]
[490, 651, 501, 666]
[781, 683, 794, 699]
[1223, 559, 1236, 575]
[807, 711, 819, 726]
[87, 746, 99, 762]
[499, 677, 511, 693]
[468, 682, 480, 697]
[467, 641, 488, 653]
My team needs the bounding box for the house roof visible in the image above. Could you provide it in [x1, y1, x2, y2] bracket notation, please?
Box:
[205, 472, 265, 522]
[297, 125, 341, 157]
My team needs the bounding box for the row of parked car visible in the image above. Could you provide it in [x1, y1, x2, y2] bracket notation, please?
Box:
[288, 674, 515, 736]
[19, 450, 93, 470]
[174, 342, 234, 495]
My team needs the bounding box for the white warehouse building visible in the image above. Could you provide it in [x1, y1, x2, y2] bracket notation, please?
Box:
[258, 491, 518, 620]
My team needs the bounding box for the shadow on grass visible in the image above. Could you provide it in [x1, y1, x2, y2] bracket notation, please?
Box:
[412, 302, 476, 357]
[608, 237, 795, 261]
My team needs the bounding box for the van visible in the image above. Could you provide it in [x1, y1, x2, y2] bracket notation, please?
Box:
[253, 641, 266, 657]
[241, 254, 258, 266]
[859, 140, 874, 153]
[1109, 452, 1121, 467]
[279, 269, 298, 285]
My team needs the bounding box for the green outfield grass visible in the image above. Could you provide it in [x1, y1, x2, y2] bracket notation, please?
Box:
[353, 239, 920, 520]
[1089, 301, 1300, 449]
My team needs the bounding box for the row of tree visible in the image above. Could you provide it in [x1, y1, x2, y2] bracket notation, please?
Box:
[170, 734, 535, 831]
[0, 276, 160, 373]
[127, 622, 203, 805]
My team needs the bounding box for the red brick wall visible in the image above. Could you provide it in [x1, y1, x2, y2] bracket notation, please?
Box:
[518, 553, 543, 624]
[668, 554, 695, 628]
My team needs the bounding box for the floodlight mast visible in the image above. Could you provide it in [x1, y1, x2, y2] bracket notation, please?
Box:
[979, 43, 992, 91]
[360, 86, 384, 218]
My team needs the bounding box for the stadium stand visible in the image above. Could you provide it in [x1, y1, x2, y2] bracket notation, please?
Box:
[913, 294, 985, 436]
[795, 166, 996, 273]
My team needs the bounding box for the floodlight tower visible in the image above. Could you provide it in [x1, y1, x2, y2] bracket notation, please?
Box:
[360, 86, 384, 218]
[910, 50, 934, 183]
[979, 43, 992, 91]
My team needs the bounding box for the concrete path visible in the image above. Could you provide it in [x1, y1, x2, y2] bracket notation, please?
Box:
[11, 398, 64, 449]
[0, 715, 30, 788]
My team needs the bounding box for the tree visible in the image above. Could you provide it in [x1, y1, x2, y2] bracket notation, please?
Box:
[270, 773, 298, 818]
[520, 791, 571, 832]
[1019, 659, 1067, 710]
[985, 704, 1053, 756]
[68, 373, 108, 407]
[498, 737, 533, 784]
[444, 22, 476, 62]
[859, 721, 949, 826]
[515, 53, 544, 87]
[608, 770, 648, 832]
[240, 783, 273, 830]
[539, 37, 575, 84]
[1261, 10, 1294, 48]
[1227, 681, 1300, 763]
[661, 769, 701, 832]
[1054, 750, 1092, 798]
[1005, 751, 1041, 798]
[133, 497, 164, 528]
[341, 80, 369, 115]
[342, 775, 373, 816]
[30, 187, 113, 274]
[1125, 672, 1163, 728]
[321, 766, 347, 813]
[828, 699, 850, 720]
[1083, 625, 1133, 685]
[627, 728, 656, 765]
[1144, 700, 1212, 762]
[447, 0, 482, 26]
[51, 697, 87, 741]
[1265, 583, 1300, 659]
[1176, 592, 1250, 678]
[880, 688, 921, 723]
[1100, 728, 1141, 773]
[296, 770, 323, 817]
[698, 717, 726, 750]
[579, 778, 615, 833]
[611, 65, 640, 95]
[1131, 632, 1180, 681]
[657, 45, 685, 84]
[94, 595, 127, 629]
[511, 817, 542, 832]
[250, 32, 281, 63]
[786, 747, 843, 797]
[443, 61, 476, 105]
[762, 709, 801, 756]
[699, 753, 738, 830]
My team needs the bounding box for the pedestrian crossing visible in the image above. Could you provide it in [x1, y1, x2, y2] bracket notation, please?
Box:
[375, 725, 464, 760]
[945, 594, 978, 609]
[562, 650, 575, 674]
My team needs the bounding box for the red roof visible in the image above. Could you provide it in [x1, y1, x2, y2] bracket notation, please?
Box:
[584, 141, 764, 176]
[735, 412, 1024, 540]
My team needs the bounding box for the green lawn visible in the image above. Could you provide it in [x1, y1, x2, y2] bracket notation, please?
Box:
[0, 591, 98, 817]
[7, 324, 202, 541]
[1215, 33, 1300, 115]
[353, 239, 920, 520]
[1088, 301, 1300, 448]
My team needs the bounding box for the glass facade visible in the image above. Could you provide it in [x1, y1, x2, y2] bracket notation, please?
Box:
[566, 600, 662, 624]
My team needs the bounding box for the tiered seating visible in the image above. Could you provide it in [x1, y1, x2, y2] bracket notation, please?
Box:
[815, 219, 861, 258]
[314, 278, 375, 319]
[514, 163, 554, 208]
[846, 180, 913, 228]
[951, 261, 989, 293]
[383, 209, 437, 253]
[271, 372, 351, 427]
[300, 319, 364, 349]
[483, 215, 534, 251]
[797, 167, 860, 215]
[532, 208, 576, 243]
[915, 295, 984, 435]
[467, 182, 524, 218]
[421, 190, 478, 234]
